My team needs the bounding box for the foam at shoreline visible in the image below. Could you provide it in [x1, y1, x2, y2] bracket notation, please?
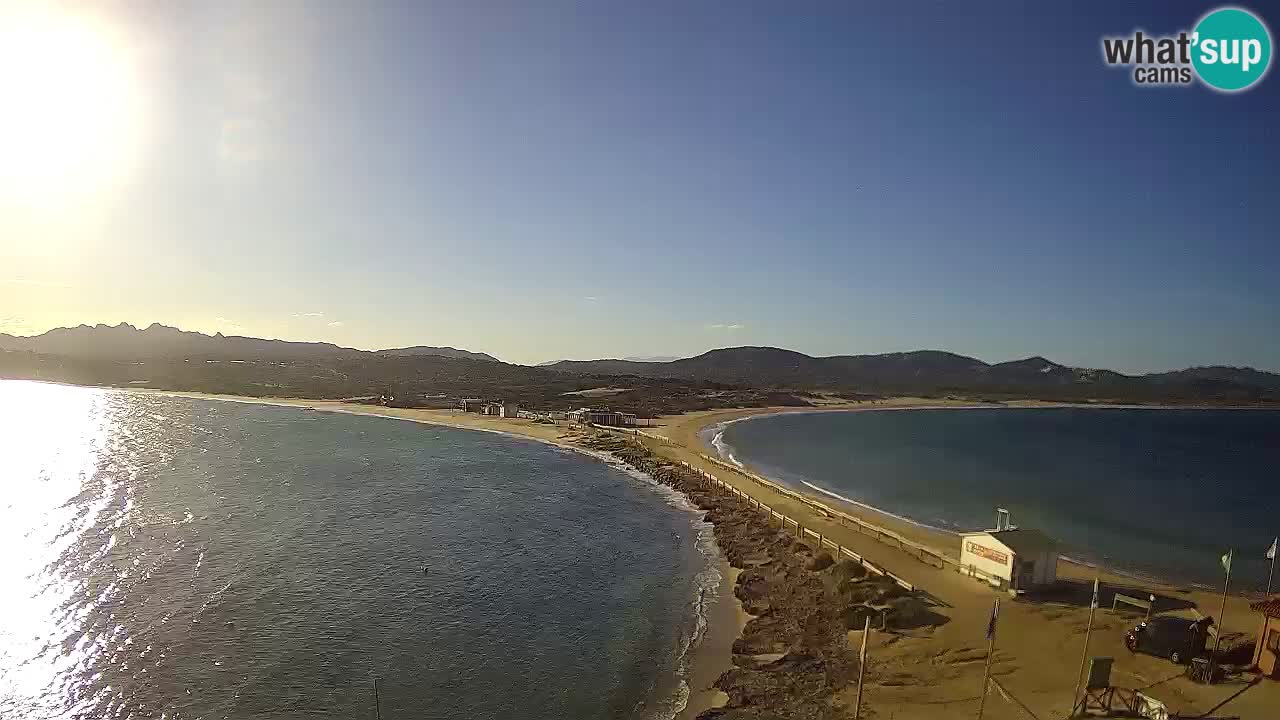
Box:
[141, 390, 725, 720]
[702, 406, 1228, 593]
[569, 447, 724, 720]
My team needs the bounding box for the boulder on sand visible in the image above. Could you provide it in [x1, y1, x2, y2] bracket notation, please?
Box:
[831, 559, 867, 583]
[841, 603, 879, 631]
[805, 551, 834, 571]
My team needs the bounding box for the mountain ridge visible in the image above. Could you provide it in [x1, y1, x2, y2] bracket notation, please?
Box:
[2, 326, 1276, 404]
[542, 346, 1280, 401]
[0, 323, 499, 362]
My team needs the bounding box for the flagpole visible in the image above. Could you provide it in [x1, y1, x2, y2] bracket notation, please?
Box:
[1268, 539, 1277, 597]
[1210, 550, 1232, 671]
[1268, 554, 1275, 597]
[854, 615, 870, 719]
[977, 598, 999, 720]
[1071, 578, 1099, 714]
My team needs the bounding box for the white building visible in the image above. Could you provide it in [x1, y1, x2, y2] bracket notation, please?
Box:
[480, 401, 519, 417]
[567, 407, 637, 427]
[959, 526, 1059, 593]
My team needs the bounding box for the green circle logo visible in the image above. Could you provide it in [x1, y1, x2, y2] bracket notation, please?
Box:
[1192, 7, 1272, 91]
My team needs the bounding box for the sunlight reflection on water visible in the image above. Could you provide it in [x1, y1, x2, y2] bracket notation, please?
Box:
[1, 381, 115, 717]
[1, 380, 708, 720]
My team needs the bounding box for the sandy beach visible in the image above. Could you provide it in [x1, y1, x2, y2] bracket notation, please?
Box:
[137, 390, 1279, 718]
[648, 403, 1280, 718]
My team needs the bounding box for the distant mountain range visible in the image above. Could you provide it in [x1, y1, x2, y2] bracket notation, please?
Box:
[621, 355, 682, 363]
[373, 346, 498, 362]
[543, 347, 1280, 403]
[0, 323, 499, 362]
[2, 325, 1277, 405]
[538, 355, 682, 366]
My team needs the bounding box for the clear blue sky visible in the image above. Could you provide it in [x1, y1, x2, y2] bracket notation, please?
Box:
[2, 1, 1276, 371]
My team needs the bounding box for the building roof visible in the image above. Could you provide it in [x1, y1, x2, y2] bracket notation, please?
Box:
[1251, 597, 1280, 618]
[981, 528, 1058, 555]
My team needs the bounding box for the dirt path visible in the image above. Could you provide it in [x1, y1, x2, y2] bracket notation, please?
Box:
[641, 405, 1279, 719]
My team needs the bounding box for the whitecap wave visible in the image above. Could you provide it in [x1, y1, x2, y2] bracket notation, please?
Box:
[708, 427, 743, 468]
[578, 448, 724, 720]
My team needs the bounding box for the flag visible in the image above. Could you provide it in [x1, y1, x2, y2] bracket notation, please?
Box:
[1267, 538, 1277, 561]
[1090, 577, 1099, 609]
[986, 598, 1000, 640]
[1221, 549, 1233, 574]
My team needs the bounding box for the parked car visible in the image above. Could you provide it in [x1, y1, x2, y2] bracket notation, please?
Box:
[1124, 616, 1213, 664]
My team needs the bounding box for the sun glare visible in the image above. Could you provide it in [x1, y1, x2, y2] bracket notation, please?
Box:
[0, 6, 142, 206]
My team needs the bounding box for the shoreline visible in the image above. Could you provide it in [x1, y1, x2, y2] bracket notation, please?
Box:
[117, 387, 744, 720]
[638, 403, 1277, 717]
[22, 382, 1277, 717]
[114, 387, 1280, 604]
[670, 402, 1277, 595]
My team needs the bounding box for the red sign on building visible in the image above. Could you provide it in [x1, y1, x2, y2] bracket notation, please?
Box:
[966, 541, 1009, 566]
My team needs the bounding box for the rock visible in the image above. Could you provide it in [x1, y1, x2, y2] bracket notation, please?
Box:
[576, 438, 862, 719]
[831, 559, 868, 583]
[805, 552, 834, 571]
[884, 596, 948, 631]
[841, 603, 879, 631]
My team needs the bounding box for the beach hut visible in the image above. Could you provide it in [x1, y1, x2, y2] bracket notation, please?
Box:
[1250, 597, 1280, 679]
[960, 520, 1059, 593]
[568, 407, 634, 426]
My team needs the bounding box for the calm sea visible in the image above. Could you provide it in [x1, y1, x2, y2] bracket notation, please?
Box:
[710, 407, 1280, 590]
[0, 380, 718, 720]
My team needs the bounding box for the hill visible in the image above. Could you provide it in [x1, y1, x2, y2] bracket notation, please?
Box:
[375, 346, 499, 362]
[544, 347, 1280, 404]
[2, 326, 1276, 407]
[0, 325, 804, 415]
[0, 323, 496, 362]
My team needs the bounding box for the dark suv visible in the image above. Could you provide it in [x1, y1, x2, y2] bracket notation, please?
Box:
[1124, 616, 1213, 665]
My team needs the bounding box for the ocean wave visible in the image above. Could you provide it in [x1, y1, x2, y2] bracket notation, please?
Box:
[161, 396, 728, 719]
[797, 479, 962, 537]
[583, 450, 724, 720]
[708, 426, 743, 468]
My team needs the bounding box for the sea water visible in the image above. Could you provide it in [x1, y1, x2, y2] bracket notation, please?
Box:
[0, 380, 718, 719]
[710, 407, 1280, 590]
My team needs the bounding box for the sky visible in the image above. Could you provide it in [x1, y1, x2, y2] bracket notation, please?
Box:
[1, 1, 1277, 371]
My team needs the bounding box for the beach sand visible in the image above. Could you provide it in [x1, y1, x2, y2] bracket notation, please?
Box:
[137, 391, 1279, 718]
[650, 403, 1280, 719]
[676, 566, 745, 720]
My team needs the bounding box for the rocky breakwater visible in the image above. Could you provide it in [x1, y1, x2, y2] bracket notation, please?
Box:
[577, 433, 948, 719]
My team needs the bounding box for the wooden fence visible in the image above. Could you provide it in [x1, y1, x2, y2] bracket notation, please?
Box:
[676, 459, 915, 592]
[608, 426, 1018, 591]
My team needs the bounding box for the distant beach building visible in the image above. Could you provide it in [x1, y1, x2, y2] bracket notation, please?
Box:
[568, 407, 637, 427]
[460, 398, 485, 413]
[1250, 598, 1280, 680]
[481, 401, 519, 418]
[959, 510, 1059, 593]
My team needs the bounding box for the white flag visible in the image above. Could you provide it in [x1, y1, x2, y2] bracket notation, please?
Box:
[1268, 538, 1277, 561]
[1090, 577, 1099, 609]
[1221, 549, 1233, 574]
